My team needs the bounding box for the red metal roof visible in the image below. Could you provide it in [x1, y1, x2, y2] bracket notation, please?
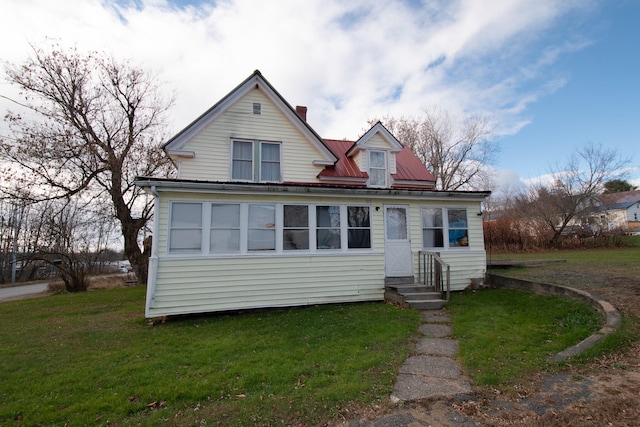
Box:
[319, 139, 367, 179]
[318, 139, 435, 188]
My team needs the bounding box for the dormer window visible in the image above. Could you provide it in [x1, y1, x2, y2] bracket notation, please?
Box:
[368, 150, 387, 187]
[231, 139, 282, 182]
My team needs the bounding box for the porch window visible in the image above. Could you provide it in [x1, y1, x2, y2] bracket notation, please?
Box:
[316, 205, 341, 249]
[169, 202, 202, 253]
[368, 150, 387, 187]
[283, 205, 309, 250]
[231, 140, 282, 182]
[448, 209, 468, 247]
[421, 207, 469, 248]
[421, 208, 444, 248]
[210, 203, 240, 253]
[248, 204, 276, 251]
[347, 206, 371, 248]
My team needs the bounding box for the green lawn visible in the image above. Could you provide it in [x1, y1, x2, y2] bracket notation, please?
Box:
[0, 287, 420, 426]
[2, 257, 631, 425]
[448, 288, 601, 387]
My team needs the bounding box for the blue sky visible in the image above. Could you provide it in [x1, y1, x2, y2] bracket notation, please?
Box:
[2, 0, 639, 190]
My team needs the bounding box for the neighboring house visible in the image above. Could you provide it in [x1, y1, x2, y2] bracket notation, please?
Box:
[135, 70, 490, 318]
[593, 190, 640, 233]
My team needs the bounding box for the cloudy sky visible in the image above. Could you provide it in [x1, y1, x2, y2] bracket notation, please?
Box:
[2, 0, 639, 190]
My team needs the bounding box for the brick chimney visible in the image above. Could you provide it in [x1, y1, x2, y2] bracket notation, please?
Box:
[295, 105, 307, 121]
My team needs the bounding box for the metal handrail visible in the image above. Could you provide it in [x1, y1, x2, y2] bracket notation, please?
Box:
[418, 251, 451, 301]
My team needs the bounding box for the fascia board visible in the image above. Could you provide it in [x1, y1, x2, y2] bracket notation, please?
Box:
[135, 178, 490, 201]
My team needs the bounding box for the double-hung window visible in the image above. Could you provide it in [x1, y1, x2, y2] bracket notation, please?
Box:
[231, 140, 281, 182]
[169, 202, 203, 253]
[368, 150, 387, 187]
[260, 143, 281, 182]
[231, 140, 253, 181]
[421, 207, 468, 249]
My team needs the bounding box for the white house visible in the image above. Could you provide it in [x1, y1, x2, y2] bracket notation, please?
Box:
[594, 190, 640, 233]
[135, 70, 490, 318]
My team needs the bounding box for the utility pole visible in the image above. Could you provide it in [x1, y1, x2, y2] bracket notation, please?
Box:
[11, 203, 19, 284]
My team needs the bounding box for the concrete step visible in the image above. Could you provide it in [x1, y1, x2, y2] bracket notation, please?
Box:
[393, 285, 436, 294]
[408, 299, 448, 310]
[403, 292, 442, 301]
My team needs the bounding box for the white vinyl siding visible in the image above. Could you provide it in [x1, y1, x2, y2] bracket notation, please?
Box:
[148, 254, 385, 317]
[148, 192, 486, 317]
[176, 90, 326, 182]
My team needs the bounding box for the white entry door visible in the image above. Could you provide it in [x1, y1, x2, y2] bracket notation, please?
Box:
[384, 205, 413, 277]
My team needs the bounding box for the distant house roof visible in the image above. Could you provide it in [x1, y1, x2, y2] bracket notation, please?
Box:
[597, 190, 640, 209]
[598, 190, 640, 204]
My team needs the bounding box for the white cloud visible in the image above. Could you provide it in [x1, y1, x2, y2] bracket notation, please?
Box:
[1, 0, 597, 142]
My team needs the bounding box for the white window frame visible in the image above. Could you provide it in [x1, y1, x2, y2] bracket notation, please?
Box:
[167, 202, 373, 256]
[168, 202, 204, 254]
[230, 139, 282, 183]
[421, 207, 469, 250]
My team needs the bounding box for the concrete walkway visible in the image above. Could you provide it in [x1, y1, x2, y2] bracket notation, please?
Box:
[391, 310, 472, 402]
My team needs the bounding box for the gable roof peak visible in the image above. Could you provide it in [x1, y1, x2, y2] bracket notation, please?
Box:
[162, 70, 338, 163]
[346, 121, 404, 156]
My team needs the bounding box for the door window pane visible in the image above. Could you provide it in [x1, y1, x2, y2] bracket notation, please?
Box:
[283, 205, 309, 250]
[248, 204, 275, 251]
[386, 207, 407, 240]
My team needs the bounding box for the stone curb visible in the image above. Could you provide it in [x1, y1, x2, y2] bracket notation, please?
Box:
[486, 273, 622, 361]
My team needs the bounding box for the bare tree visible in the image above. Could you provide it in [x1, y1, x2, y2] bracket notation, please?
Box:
[33, 199, 115, 292]
[524, 142, 629, 245]
[0, 42, 174, 284]
[371, 108, 498, 190]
